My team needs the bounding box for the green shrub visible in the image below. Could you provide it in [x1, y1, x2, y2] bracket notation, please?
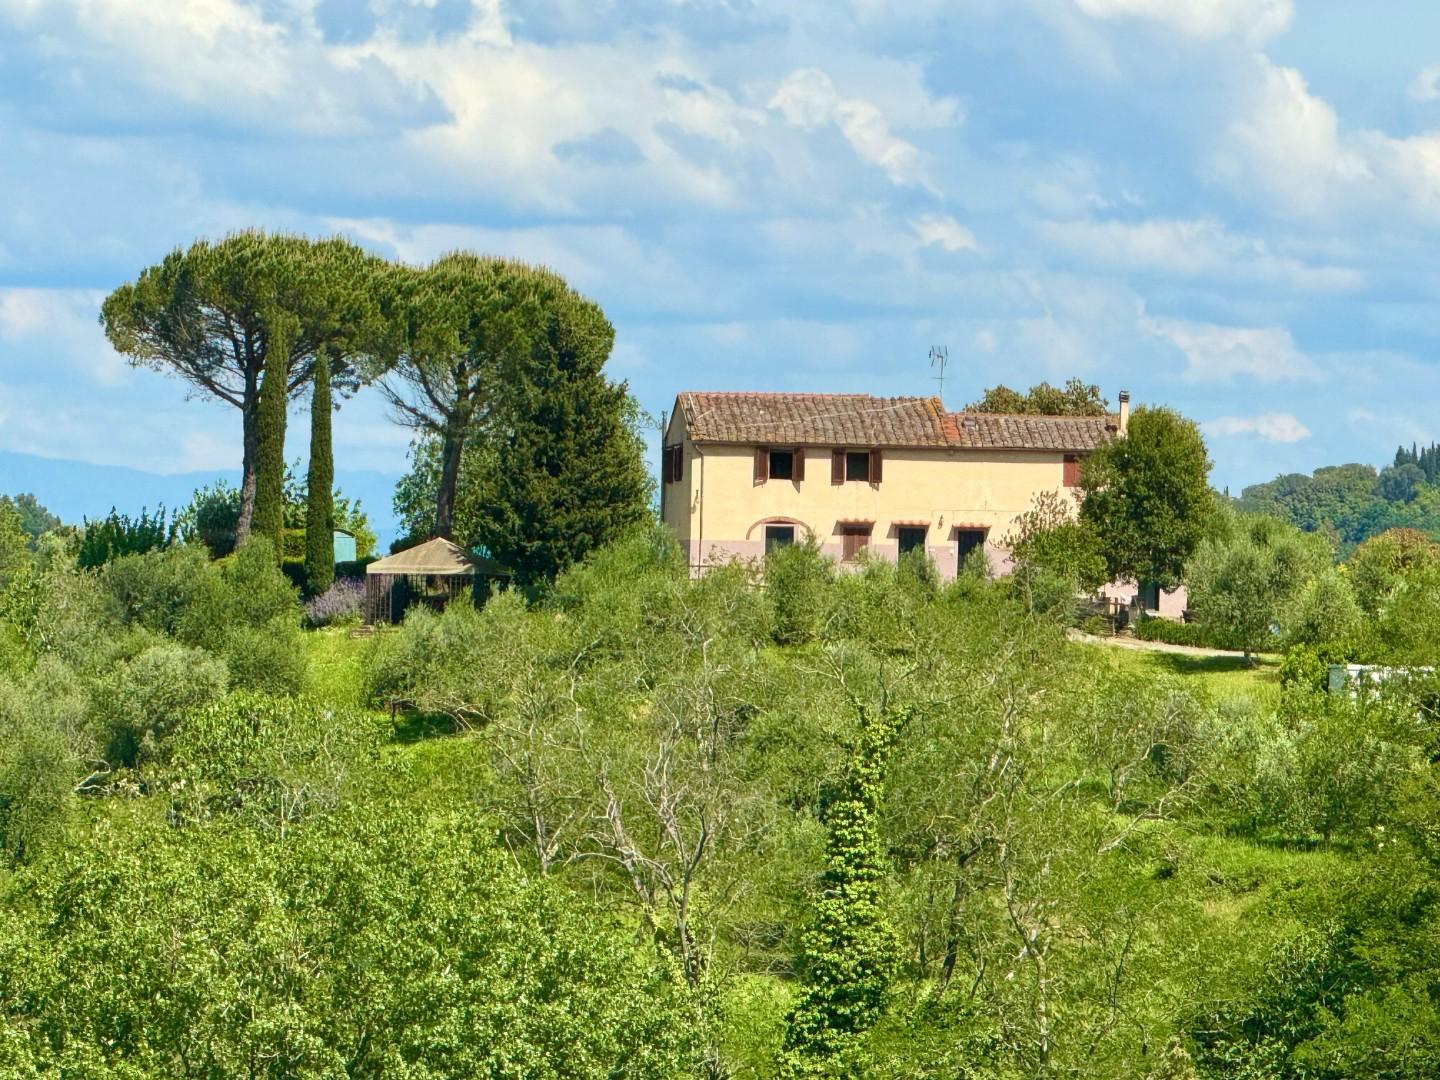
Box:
[1133, 617, 1234, 650]
[1279, 645, 1328, 693]
[101, 544, 209, 636]
[91, 643, 228, 766]
[766, 537, 832, 645]
[0, 660, 86, 864]
[76, 506, 174, 568]
[177, 539, 304, 694]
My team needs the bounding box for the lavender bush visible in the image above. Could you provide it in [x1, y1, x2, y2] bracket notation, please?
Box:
[304, 578, 365, 628]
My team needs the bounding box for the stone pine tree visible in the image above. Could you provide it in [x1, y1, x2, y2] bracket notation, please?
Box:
[251, 311, 294, 561]
[779, 705, 908, 1078]
[102, 232, 391, 545]
[304, 347, 335, 595]
[373, 253, 521, 540]
[1079, 405, 1214, 591]
[470, 267, 651, 588]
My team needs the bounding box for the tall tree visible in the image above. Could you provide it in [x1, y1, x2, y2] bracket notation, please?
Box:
[471, 278, 652, 588]
[1079, 406, 1214, 589]
[250, 311, 293, 560]
[374, 254, 520, 539]
[102, 232, 390, 544]
[304, 348, 335, 595]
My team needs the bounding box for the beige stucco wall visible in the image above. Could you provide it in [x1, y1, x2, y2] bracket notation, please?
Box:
[661, 412, 1079, 580]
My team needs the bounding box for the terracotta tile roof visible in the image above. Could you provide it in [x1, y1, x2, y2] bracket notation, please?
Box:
[942, 411, 1118, 452]
[674, 391, 1119, 452]
[676, 392, 951, 448]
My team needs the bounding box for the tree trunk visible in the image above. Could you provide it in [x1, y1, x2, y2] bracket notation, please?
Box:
[304, 348, 335, 596]
[235, 398, 260, 549]
[435, 424, 464, 539]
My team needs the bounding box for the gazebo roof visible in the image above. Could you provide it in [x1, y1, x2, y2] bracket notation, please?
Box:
[366, 537, 481, 577]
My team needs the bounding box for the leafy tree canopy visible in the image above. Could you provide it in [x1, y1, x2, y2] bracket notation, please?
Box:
[1079, 406, 1214, 589]
[967, 378, 1109, 416]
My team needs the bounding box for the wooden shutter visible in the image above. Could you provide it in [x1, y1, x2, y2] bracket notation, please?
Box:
[793, 447, 805, 481]
[754, 446, 769, 485]
[671, 445, 683, 484]
[831, 449, 845, 484]
[869, 447, 883, 484]
[1063, 454, 1080, 487]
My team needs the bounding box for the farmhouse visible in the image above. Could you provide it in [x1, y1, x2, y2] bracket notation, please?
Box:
[660, 389, 1181, 614]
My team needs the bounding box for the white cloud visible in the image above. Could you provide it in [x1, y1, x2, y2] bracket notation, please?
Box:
[1040, 216, 1361, 290]
[1203, 413, 1311, 443]
[769, 68, 931, 188]
[912, 214, 979, 252]
[1409, 63, 1440, 102]
[1146, 316, 1318, 382]
[1074, 0, 1293, 43]
[0, 288, 123, 384]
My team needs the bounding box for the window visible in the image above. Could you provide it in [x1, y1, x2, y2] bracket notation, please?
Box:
[1138, 581, 1161, 611]
[841, 524, 871, 562]
[664, 444, 683, 484]
[769, 449, 794, 480]
[832, 448, 881, 484]
[765, 524, 796, 552]
[956, 528, 987, 565]
[897, 526, 927, 557]
[757, 446, 804, 484]
[1063, 454, 1081, 487]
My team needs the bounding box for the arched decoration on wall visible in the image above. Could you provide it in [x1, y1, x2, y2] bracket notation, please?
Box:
[745, 516, 813, 541]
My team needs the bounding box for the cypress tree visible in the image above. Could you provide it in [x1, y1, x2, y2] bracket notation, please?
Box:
[304, 347, 335, 596]
[779, 705, 907, 1078]
[251, 312, 293, 562]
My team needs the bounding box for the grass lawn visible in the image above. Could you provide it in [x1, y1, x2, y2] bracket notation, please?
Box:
[1068, 640, 1281, 708]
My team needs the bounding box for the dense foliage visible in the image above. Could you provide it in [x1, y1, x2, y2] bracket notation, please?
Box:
[6, 517, 1440, 1077]
[1080, 406, 1214, 589]
[967, 378, 1109, 416]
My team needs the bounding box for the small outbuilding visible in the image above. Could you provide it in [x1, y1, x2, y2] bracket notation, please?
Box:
[363, 537, 510, 624]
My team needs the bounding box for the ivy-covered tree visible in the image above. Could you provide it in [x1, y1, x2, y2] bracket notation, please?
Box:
[304, 348, 335, 595]
[101, 232, 391, 545]
[1079, 406, 1214, 590]
[779, 705, 907, 1077]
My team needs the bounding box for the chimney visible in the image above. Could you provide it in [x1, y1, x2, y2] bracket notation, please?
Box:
[1118, 390, 1130, 436]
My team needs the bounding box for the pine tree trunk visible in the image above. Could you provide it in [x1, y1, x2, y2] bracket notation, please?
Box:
[251, 315, 291, 562]
[235, 393, 260, 549]
[435, 424, 464, 540]
[304, 348, 335, 596]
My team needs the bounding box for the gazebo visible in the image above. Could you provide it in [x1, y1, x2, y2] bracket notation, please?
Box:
[364, 537, 510, 624]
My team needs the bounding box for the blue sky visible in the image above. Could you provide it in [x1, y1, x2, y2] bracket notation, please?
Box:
[4, 0, 1440, 516]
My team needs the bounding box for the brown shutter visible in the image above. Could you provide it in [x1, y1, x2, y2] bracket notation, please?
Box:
[754, 446, 769, 485]
[1063, 454, 1080, 487]
[870, 447, 883, 484]
[793, 447, 805, 481]
[671, 445, 683, 484]
[831, 449, 845, 484]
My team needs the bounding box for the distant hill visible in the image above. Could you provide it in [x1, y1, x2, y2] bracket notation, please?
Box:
[0, 451, 402, 551]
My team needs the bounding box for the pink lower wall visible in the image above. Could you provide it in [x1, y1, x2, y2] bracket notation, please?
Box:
[684, 539, 1187, 617]
[1100, 580, 1189, 619]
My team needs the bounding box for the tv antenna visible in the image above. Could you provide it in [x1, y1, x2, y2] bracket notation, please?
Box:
[929, 345, 949, 400]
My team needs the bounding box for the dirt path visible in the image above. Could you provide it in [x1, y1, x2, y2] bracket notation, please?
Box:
[1064, 628, 1255, 660]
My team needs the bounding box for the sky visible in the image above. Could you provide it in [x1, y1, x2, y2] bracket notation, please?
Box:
[5, 0, 1440, 511]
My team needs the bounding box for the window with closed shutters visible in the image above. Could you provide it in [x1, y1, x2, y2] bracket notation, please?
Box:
[1063, 454, 1080, 487]
[841, 524, 871, 562]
